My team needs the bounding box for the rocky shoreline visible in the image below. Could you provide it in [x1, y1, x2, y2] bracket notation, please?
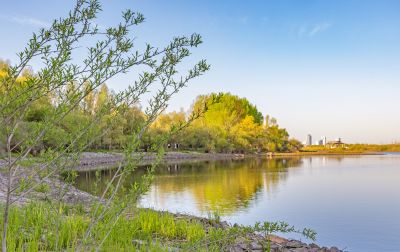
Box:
[169, 213, 344, 252]
[75, 151, 246, 171]
[0, 170, 99, 207]
[0, 151, 384, 173]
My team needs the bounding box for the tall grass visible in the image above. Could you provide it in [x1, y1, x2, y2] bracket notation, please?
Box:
[0, 203, 315, 251]
[0, 203, 235, 251]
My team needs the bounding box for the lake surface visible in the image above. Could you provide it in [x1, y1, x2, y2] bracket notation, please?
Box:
[75, 155, 400, 252]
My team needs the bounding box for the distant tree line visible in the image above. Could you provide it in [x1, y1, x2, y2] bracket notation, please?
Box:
[0, 60, 301, 154]
[303, 143, 400, 153]
[152, 93, 302, 153]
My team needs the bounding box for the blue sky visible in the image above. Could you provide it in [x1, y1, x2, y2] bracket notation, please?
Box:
[1, 0, 400, 143]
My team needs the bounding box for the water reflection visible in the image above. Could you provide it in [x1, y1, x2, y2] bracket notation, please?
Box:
[75, 155, 400, 252]
[75, 157, 302, 214]
[151, 158, 302, 214]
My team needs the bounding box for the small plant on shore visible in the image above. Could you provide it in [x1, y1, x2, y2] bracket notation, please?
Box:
[252, 221, 317, 251]
[207, 210, 222, 224]
[34, 183, 50, 194]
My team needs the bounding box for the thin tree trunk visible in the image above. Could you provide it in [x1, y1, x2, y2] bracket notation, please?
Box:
[2, 168, 12, 252]
[3, 133, 14, 252]
[1, 164, 11, 252]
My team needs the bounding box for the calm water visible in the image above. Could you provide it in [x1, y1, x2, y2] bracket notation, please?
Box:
[75, 155, 400, 252]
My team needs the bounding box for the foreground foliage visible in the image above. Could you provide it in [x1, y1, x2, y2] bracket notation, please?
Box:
[0, 0, 209, 250]
[0, 202, 315, 251]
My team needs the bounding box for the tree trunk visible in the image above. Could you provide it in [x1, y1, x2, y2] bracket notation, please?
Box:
[2, 169, 11, 252]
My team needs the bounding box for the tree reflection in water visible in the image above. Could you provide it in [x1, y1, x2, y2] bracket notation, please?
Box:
[75, 157, 303, 215]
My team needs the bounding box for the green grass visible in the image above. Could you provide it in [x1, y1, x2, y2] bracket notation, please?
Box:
[34, 183, 51, 193]
[2, 202, 87, 251]
[0, 202, 315, 251]
[0, 203, 238, 251]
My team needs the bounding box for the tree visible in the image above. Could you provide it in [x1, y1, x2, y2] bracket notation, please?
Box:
[189, 93, 266, 152]
[0, 0, 209, 250]
[265, 125, 289, 152]
[82, 81, 96, 115]
[156, 93, 299, 153]
[287, 138, 303, 152]
[95, 84, 110, 112]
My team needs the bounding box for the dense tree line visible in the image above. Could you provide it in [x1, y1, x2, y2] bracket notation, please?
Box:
[155, 93, 302, 153]
[0, 59, 146, 154]
[0, 60, 301, 154]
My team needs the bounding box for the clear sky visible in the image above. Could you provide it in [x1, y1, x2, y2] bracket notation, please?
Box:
[1, 0, 400, 143]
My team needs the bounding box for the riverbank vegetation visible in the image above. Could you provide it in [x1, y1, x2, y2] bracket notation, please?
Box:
[302, 144, 400, 153]
[149, 93, 303, 153]
[0, 202, 316, 251]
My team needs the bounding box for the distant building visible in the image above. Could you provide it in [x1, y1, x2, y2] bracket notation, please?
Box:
[326, 138, 347, 148]
[306, 134, 312, 146]
[313, 136, 327, 146]
[322, 136, 327, 146]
